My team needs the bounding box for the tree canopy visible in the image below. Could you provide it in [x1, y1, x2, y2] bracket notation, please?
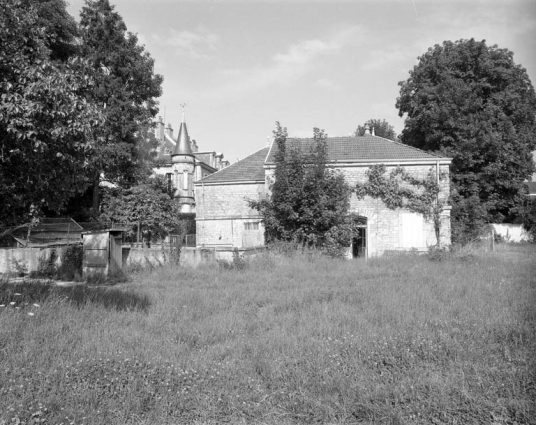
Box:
[100, 176, 182, 244]
[78, 0, 163, 215]
[396, 39, 536, 242]
[0, 0, 102, 226]
[249, 123, 353, 254]
[354, 119, 397, 140]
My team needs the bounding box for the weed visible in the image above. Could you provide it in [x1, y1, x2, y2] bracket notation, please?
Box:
[29, 248, 58, 279]
[57, 244, 83, 281]
[218, 248, 247, 270]
[10, 259, 28, 277]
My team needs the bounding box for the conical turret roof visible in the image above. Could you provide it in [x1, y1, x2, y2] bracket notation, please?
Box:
[172, 113, 193, 156]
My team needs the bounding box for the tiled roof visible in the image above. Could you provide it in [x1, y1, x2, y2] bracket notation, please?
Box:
[266, 135, 445, 163]
[197, 147, 269, 184]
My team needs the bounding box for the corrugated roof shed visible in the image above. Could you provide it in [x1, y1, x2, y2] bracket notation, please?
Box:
[198, 147, 269, 184]
[266, 135, 445, 163]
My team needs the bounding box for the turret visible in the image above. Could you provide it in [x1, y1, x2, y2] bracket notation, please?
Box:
[170, 107, 195, 213]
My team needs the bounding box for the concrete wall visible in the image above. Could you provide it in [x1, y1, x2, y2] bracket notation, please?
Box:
[0, 247, 61, 275]
[492, 223, 531, 243]
[122, 246, 265, 268]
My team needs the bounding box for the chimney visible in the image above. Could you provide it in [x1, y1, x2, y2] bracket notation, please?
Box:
[155, 116, 165, 141]
[364, 123, 370, 135]
[190, 139, 198, 153]
[165, 123, 173, 139]
[215, 153, 223, 170]
[371, 127, 375, 136]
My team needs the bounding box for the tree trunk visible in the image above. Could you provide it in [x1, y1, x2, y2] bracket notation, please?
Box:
[92, 172, 100, 219]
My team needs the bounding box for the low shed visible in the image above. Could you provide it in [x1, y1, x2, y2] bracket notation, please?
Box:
[82, 229, 123, 280]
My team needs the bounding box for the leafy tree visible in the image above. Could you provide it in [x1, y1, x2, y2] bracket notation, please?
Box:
[20, 0, 80, 61]
[249, 123, 353, 253]
[0, 0, 102, 226]
[354, 119, 397, 140]
[100, 176, 181, 245]
[396, 39, 536, 242]
[78, 0, 163, 216]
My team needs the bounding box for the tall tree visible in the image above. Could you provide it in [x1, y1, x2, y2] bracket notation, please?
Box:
[249, 123, 353, 252]
[0, 0, 102, 226]
[78, 0, 163, 216]
[20, 0, 80, 61]
[396, 39, 536, 242]
[355, 119, 397, 140]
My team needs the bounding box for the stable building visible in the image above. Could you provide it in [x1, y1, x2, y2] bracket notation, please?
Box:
[195, 128, 452, 257]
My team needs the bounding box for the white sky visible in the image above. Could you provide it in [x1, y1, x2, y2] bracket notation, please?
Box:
[66, 0, 536, 163]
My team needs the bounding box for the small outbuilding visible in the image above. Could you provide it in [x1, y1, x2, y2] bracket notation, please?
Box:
[82, 229, 123, 280]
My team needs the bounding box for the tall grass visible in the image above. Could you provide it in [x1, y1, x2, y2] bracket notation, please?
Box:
[0, 245, 535, 424]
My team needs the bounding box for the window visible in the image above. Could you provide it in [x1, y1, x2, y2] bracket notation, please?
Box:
[183, 170, 189, 190]
[166, 173, 172, 194]
[244, 222, 259, 231]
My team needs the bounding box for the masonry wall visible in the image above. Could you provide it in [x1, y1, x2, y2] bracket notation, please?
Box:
[265, 162, 451, 256]
[195, 182, 266, 248]
[342, 163, 450, 255]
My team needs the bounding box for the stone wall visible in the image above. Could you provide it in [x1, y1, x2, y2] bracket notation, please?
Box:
[197, 162, 451, 256]
[338, 163, 451, 255]
[265, 162, 451, 255]
[195, 182, 266, 247]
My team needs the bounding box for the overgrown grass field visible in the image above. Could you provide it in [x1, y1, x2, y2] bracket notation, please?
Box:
[1, 245, 535, 424]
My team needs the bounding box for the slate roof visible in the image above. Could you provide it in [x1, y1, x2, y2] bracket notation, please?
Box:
[197, 147, 269, 184]
[154, 134, 176, 162]
[265, 135, 445, 163]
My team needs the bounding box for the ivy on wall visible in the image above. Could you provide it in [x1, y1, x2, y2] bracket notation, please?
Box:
[355, 164, 447, 246]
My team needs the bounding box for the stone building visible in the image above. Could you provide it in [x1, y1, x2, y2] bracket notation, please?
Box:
[152, 114, 229, 213]
[195, 128, 452, 257]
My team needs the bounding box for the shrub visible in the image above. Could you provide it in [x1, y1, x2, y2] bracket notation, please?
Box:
[218, 248, 247, 271]
[30, 249, 58, 279]
[57, 244, 83, 280]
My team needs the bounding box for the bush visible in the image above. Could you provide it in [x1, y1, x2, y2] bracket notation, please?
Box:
[427, 245, 450, 261]
[30, 249, 58, 279]
[218, 248, 247, 271]
[57, 244, 83, 280]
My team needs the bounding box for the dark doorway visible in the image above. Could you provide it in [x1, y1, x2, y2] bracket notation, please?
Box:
[352, 227, 367, 258]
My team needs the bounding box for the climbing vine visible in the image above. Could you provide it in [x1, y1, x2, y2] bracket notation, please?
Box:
[355, 164, 447, 246]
